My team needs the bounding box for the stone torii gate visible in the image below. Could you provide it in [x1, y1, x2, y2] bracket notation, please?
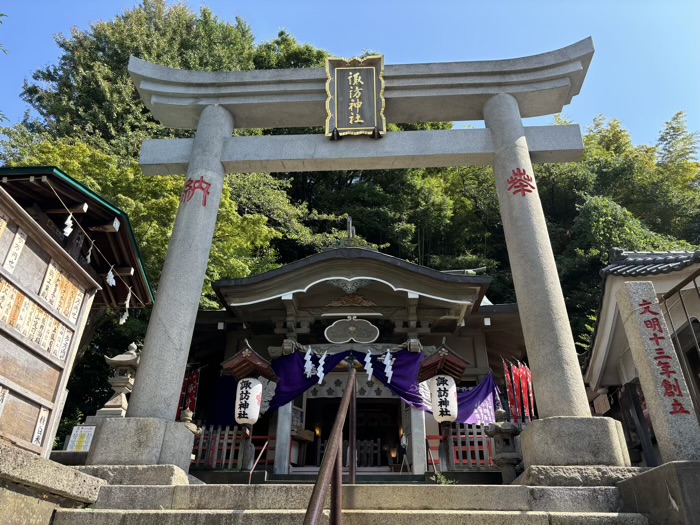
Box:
[86, 38, 630, 472]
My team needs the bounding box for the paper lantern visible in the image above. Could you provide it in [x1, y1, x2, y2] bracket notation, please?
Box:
[235, 377, 263, 425]
[429, 374, 458, 423]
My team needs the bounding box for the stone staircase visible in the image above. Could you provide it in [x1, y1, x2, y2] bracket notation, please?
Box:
[53, 483, 648, 524]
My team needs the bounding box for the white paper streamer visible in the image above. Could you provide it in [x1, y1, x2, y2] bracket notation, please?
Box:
[303, 348, 315, 378]
[86, 240, 94, 264]
[383, 350, 395, 383]
[63, 213, 74, 237]
[119, 288, 132, 325]
[317, 351, 328, 384]
[106, 266, 116, 287]
[364, 350, 374, 381]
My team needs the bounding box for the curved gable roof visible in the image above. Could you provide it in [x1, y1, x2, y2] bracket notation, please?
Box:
[214, 248, 490, 308]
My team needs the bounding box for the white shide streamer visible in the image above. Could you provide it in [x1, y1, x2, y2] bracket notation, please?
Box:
[383, 350, 395, 383]
[316, 351, 328, 384]
[303, 348, 315, 378]
[364, 350, 374, 381]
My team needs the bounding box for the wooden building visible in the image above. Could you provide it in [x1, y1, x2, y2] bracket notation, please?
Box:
[0, 166, 152, 456]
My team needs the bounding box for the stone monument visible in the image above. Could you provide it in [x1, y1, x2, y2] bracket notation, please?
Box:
[86, 38, 630, 472]
[615, 281, 700, 462]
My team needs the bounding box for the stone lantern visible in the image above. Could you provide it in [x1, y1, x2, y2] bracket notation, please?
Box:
[179, 407, 202, 437]
[484, 408, 522, 483]
[92, 342, 140, 419]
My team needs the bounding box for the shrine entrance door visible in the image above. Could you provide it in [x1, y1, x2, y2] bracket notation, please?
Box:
[305, 397, 401, 469]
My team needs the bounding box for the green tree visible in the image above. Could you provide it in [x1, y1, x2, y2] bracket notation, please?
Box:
[253, 30, 327, 70]
[0, 125, 279, 305]
[657, 111, 699, 167]
[21, 0, 256, 156]
[533, 116, 699, 357]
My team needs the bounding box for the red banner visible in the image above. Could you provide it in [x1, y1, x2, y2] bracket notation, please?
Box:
[185, 368, 201, 412]
[502, 359, 518, 425]
[510, 361, 522, 424]
[519, 362, 531, 422]
[176, 371, 188, 421]
[176, 367, 201, 421]
[525, 365, 536, 419]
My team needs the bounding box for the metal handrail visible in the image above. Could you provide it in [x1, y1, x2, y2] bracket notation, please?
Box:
[303, 367, 356, 525]
[248, 440, 268, 485]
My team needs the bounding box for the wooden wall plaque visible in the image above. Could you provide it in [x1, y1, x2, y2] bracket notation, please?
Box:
[0, 189, 99, 457]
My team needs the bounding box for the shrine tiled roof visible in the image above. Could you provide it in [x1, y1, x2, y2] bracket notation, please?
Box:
[600, 250, 700, 278]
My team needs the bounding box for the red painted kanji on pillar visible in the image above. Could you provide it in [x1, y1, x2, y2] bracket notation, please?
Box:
[182, 176, 212, 206]
[506, 168, 536, 197]
[638, 297, 692, 416]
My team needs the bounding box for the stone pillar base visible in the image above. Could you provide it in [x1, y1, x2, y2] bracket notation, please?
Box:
[86, 417, 194, 473]
[520, 416, 630, 469]
[513, 465, 647, 486]
[75, 465, 189, 486]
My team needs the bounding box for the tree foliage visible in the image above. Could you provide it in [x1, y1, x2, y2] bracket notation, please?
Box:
[0, 126, 278, 307]
[21, 0, 256, 156]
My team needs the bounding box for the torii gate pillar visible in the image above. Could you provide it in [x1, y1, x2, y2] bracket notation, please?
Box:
[86, 105, 233, 472]
[484, 93, 630, 469]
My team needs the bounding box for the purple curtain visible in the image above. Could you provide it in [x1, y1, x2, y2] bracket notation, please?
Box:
[268, 349, 496, 424]
[268, 351, 349, 411]
[456, 372, 497, 424]
[363, 349, 427, 409]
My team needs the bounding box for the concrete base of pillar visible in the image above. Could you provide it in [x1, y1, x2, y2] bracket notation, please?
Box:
[618, 461, 700, 525]
[520, 416, 630, 469]
[513, 465, 647, 486]
[75, 465, 190, 486]
[86, 418, 194, 473]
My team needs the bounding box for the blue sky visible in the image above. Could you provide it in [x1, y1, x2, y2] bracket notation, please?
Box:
[1, 1, 698, 150]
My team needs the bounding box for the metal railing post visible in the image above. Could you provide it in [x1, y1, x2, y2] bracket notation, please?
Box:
[248, 440, 268, 485]
[303, 367, 356, 525]
[330, 437, 343, 525]
[349, 366, 357, 484]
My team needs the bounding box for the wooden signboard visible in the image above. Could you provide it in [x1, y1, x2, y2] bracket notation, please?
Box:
[325, 55, 386, 138]
[0, 190, 99, 457]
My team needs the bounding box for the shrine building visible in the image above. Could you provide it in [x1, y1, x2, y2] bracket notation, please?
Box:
[183, 246, 526, 478]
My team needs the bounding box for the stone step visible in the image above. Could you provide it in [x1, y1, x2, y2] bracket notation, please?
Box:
[341, 511, 648, 525]
[53, 509, 316, 525]
[93, 484, 623, 513]
[53, 509, 648, 525]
